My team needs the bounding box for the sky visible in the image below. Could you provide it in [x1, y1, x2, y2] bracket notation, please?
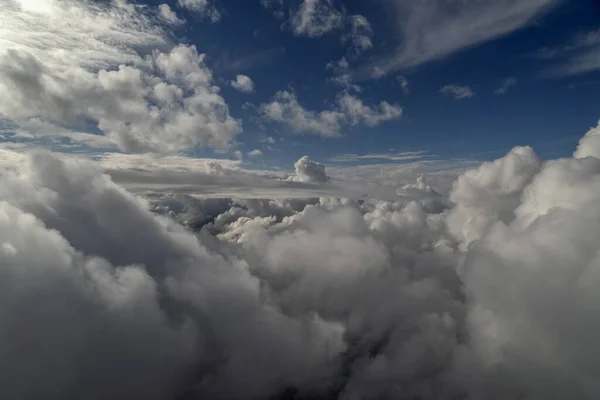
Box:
[4, 2, 600, 400]
[1, 0, 600, 195]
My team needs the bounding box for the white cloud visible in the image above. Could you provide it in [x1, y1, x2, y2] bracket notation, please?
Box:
[291, 155, 330, 183]
[0, 44, 241, 153]
[494, 77, 517, 95]
[231, 74, 255, 93]
[260, 91, 345, 137]
[158, 4, 184, 24]
[289, 0, 344, 37]
[337, 92, 403, 127]
[0, 0, 168, 71]
[0, 0, 241, 153]
[440, 84, 475, 100]
[360, 0, 561, 77]
[5, 118, 600, 398]
[248, 149, 263, 157]
[574, 120, 600, 159]
[177, 0, 221, 22]
[260, 91, 402, 137]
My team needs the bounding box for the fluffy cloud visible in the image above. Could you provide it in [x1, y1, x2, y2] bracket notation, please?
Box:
[0, 1, 239, 153]
[248, 149, 263, 157]
[574, 120, 600, 159]
[440, 84, 475, 100]
[260, 91, 402, 137]
[4, 118, 600, 399]
[231, 74, 255, 93]
[292, 155, 330, 183]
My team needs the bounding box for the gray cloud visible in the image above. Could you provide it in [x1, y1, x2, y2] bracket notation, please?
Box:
[2, 121, 600, 398]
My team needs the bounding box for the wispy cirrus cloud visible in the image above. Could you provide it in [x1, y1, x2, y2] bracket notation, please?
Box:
[329, 151, 428, 163]
[357, 0, 562, 78]
[494, 77, 517, 95]
[536, 29, 600, 77]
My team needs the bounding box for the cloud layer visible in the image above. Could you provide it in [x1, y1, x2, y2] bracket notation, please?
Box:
[1, 120, 600, 399]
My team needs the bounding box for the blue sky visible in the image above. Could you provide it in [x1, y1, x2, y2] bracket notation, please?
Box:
[1, 0, 600, 181]
[170, 0, 600, 167]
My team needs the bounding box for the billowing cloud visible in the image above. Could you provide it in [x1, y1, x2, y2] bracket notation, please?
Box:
[2, 117, 600, 399]
[231, 74, 255, 93]
[291, 155, 330, 183]
[260, 91, 402, 137]
[440, 84, 475, 100]
[0, 0, 239, 153]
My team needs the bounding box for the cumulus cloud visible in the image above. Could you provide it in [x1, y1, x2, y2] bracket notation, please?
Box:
[4, 118, 600, 399]
[231, 74, 255, 93]
[0, 1, 239, 153]
[291, 155, 330, 183]
[248, 149, 263, 157]
[440, 84, 475, 100]
[360, 0, 561, 77]
[494, 77, 517, 95]
[260, 91, 402, 137]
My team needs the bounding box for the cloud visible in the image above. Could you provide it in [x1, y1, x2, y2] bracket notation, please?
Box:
[4, 117, 600, 398]
[260, 91, 402, 137]
[289, 0, 344, 38]
[494, 77, 517, 95]
[216, 46, 286, 72]
[537, 29, 600, 77]
[344, 15, 374, 58]
[177, 0, 221, 22]
[574, 120, 600, 159]
[397, 76, 410, 94]
[158, 4, 184, 24]
[358, 0, 561, 77]
[0, 1, 240, 153]
[231, 74, 255, 93]
[291, 155, 330, 183]
[440, 84, 475, 100]
[248, 149, 263, 157]
[329, 151, 427, 163]
[261, 0, 285, 20]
